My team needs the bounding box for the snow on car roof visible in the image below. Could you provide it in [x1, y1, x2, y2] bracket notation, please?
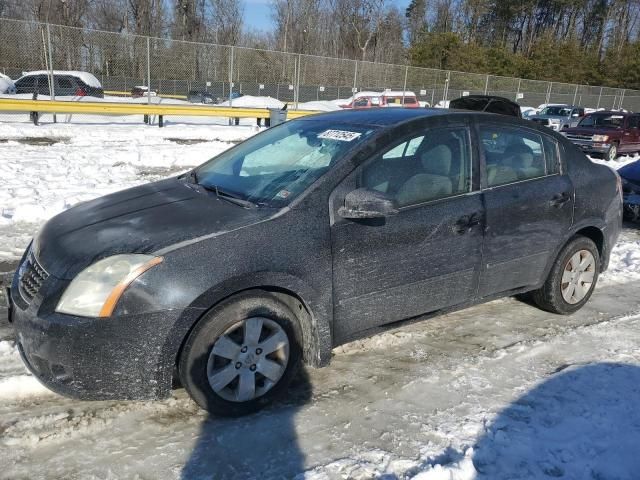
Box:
[18, 70, 102, 88]
[383, 91, 417, 97]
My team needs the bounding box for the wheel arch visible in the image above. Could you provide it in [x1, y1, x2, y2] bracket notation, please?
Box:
[174, 274, 332, 375]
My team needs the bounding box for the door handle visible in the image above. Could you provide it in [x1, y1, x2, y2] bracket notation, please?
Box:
[454, 212, 482, 234]
[549, 192, 571, 207]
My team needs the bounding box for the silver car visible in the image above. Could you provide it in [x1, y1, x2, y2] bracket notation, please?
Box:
[530, 105, 585, 132]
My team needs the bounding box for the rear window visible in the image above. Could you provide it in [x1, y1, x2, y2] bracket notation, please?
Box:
[579, 114, 625, 128]
[57, 77, 73, 89]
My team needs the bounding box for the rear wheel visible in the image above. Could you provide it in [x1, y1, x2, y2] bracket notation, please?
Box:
[179, 292, 302, 416]
[532, 236, 600, 314]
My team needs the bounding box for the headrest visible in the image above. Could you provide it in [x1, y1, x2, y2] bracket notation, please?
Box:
[505, 144, 535, 169]
[421, 144, 452, 176]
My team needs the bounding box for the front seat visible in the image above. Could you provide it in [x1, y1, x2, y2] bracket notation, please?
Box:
[396, 144, 453, 206]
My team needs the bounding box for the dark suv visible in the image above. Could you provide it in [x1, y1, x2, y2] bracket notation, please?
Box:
[9, 109, 621, 416]
[563, 111, 640, 161]
[14, 72, 104, 98]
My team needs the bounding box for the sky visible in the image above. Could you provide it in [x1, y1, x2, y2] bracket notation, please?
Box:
[243, 0, 411, 32]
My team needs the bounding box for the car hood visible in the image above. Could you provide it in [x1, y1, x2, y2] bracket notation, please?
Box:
[35, 177, 276, 279]
[531, 115, 567, 121]
[619, 160, 640, 183]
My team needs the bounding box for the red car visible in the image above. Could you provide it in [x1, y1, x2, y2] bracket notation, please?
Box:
[381, 91, 420, 108]
[563, 111, 640, 161]
[341, 92, 382, 109]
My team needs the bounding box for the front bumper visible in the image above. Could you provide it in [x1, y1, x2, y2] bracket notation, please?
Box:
[623, 193, 640, 221]
[567, 141, 612, 155]
[9, 279, 201, 401]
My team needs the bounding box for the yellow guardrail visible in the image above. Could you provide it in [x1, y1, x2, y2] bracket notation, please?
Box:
[104, 90, 188, 100]
[0, 98, 318, 120]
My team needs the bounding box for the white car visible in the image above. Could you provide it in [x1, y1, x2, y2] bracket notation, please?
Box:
[0, 73, 16, 94]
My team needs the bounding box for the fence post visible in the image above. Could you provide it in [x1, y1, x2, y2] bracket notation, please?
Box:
[295, 53, 301, 109]
[146, 36, 151, 106]
[229, 46, 234, 107]
[402, 66, 408, 103]
[443, 71, 450, 103]
[45, 23, 56, 123]
[573, 84, 579, 105]
[596, 87, 603, 109]
[484, 75, 489, 95]
[352, 60, 358, 96]
[619, 89, 626, 110]
[515, 78, 521, 102]
[545, 82, 552, 104]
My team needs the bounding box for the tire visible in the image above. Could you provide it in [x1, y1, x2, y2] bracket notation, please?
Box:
[178, 291, 303, 416]
[605, 143, 618, 161]
[532, 236, 600, 315]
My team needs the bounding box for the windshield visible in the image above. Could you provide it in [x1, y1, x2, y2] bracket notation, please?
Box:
[194, 120, 377, 206]
[541, 106, 572, 116]
[578, 114, 625, 128]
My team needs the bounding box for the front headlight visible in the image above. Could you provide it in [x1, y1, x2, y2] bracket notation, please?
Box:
[593, 134, 609, 142]
[56, 254, 163, 317]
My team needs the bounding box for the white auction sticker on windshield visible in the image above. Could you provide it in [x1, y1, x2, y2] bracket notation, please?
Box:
[318, 130, 362, 142]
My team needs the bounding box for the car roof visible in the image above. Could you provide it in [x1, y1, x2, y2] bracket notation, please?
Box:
[298, 107, 460, 126]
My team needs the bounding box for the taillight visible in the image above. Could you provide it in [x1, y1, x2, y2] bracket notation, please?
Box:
[75, 87, 86, 96]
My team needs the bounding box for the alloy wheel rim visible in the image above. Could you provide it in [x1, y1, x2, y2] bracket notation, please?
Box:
[561, 250, 596, 304]
[207, 317, 289, 402]
[608, 146, 617, 161]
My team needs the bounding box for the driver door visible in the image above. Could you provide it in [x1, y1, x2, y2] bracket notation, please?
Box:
[329, 125, 484, 342]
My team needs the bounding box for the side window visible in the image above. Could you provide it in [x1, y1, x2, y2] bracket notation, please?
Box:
[361, 127, 472, 207]
[628, 116, 640, 129]
[57, 77, 73, 89]
[382, 136, 424, 159]
[543, 137, 560, 174]
[16, 76, 35, 92]
[36, 75, 50, 95]
[480, 125, 548, 187]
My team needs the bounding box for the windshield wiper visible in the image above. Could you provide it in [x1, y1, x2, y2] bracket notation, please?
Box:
[201, 184, 257, 208]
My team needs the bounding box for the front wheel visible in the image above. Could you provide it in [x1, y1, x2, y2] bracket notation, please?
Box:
[532, 236, 600, 314]
[605, 143, 618, 161]
[179, 292, 302, 416]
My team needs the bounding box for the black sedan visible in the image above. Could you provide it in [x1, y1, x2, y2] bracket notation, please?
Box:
[619, 159, 640, 221]
[9, 108, 622, 416]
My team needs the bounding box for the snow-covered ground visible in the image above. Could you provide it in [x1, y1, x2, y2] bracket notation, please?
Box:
[0, 120, 640, 479]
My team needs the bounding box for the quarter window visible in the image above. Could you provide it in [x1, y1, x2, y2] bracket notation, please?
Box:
[480, 126, 549, 187]
[361, 127, 472, 207]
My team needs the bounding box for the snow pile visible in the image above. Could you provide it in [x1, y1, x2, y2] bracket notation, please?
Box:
[297, 100, 341, 112]
[0, 375, 54, 401]
[0, 122, 256, 259]
[601, 238, 640, 284]
[0, 73, 16, 94]
[217, 95, 284, 109]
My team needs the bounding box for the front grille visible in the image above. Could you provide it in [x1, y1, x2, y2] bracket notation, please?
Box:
[532, 118, 549, 126]
[18, 251, 49, 303]
[565, 133, 594, 142]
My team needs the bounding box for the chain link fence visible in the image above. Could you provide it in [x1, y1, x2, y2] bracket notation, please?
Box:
[1, 16, 639, 122]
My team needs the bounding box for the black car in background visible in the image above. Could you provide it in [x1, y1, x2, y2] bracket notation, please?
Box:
[9, 109, 621, 416]
[450, 95, 522, 117]
[619, 160, 640, 221]
[14, 71, 104, 98]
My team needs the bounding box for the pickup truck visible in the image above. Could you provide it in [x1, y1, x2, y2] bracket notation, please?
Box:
[529, 105, 585, 132]
[562, 111, 640, 161]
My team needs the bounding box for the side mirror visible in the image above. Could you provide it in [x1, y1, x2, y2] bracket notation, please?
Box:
[338, 188, 399, 219]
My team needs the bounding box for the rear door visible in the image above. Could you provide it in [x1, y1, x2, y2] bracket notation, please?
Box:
[330, 122, 484, 341]
[626, 115, 640, 152]
[55, 76, 75, 96]
[477, 122, 574, 297]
